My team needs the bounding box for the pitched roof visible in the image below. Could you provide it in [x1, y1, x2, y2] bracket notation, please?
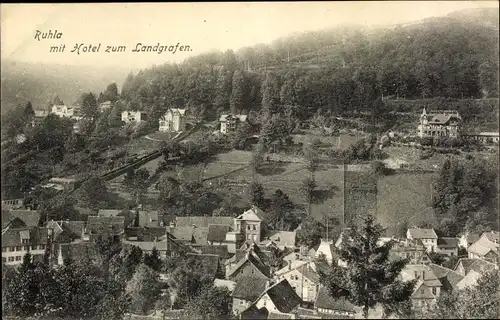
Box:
[456, 270, 483, 290]
[315, 285, 355, 312]
[1, 227, 48, 247]
[268, 312, 294, 319]
[168, 226, 209, 245]
[455, 258, 497, 276]
[122, 240, 169, 251]
[297, 263, 320, 283]
[467, 235, 499, 257]
[34, 110, 49, 118]
[437, 237, 459, 248]
[237, 206, 265, 222]
[97, 209, 122, 217]
[482, 231, 499, 243]
[214, 279, 236, 291]
[232, 276, 269, 301]
[401, 264, 442, 287]
[86, 216, 125, 235]
[186, 253, 220, 280]
[263, 279, 302, 313]
[2, 210, 40, 229]
[426, 111, 462, 124]
[263, 230, 296, 248]
[168, 108, 187, 116]
[219, 114, 248, 122]
[194, 245, 234, 259]
[207, 224, 231, 242]
[427, 263, 464, 293]
[412, 281, 436, 300]
[407, 228, 438, 239]
[175, 216, 233, 228]
[227, 249, 272, 279]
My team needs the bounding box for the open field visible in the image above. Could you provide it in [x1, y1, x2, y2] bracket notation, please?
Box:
[376, 172, 439, 236]
[292, 132, 366, 151]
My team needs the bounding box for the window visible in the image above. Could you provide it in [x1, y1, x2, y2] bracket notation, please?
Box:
[251, 269, 255, 274]
[24, 246, 29, 251]
[247, 225, 251, 231]
[252, 225, 256, 231]
[15, 246, 22, 251]
[22, 239, 29, 244]
[2, 248, 6, 253]
[8, 257, 14, 262]
[31, 245, 36, 250]
[39, 245, 45, 250]
[420, 289, 424, 294]
[432, 288, 436, 295]
[450, 252, 454, 256]
[15, 256, 21, 261]
[239, 300, 244, 305]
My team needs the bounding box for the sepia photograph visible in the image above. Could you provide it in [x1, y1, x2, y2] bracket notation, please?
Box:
[1, 1, 499, 319]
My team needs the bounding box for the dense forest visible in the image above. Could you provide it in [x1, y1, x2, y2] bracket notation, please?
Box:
[119, 8, 499, 127]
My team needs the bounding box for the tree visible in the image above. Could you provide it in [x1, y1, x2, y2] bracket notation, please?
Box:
[109, 245, 143, 285]
[319, 214, 416, 319]
[124, 168, 150, 206]
[270, 189, 297, 230]
[423, 270, 500, 319]
[296, 216, 325, 248]
[230, 70, 246, 114]
[104, 82, 120, 102]
[302, 140, 319, 172]
[157, 174, 181, 210]
[185, 285, 232, 319]
[231, 121, 252, 150]
[78, 176, 109, 213]
[80, 92, 98, 119]
[214, 67, 232, 112]
[250, 142, 265, 174]
[23, 101, 35, 120]
[248, 181, 265, 208]
[261, 71, 281, 116]
[300, 177, 317, 213]
[125, 263, 161, 315]
[144, 247, 162, 272]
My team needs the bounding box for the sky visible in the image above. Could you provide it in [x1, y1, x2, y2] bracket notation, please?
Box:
[1, 1, 498, 69]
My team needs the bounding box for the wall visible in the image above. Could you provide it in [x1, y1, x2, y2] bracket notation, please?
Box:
[232, 298, 251, 316]
[2, 245, 46, 266]
[229, 261, 268, 282]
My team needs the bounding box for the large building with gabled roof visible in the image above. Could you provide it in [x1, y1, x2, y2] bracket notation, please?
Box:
[417, 107, 462, 138]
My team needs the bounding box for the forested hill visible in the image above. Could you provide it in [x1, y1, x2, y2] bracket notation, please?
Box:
[0, 60, 131, 114]
[120, 7, 498, 124]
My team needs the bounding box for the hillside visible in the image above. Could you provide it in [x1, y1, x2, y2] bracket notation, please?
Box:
[0, 60, 131, 114]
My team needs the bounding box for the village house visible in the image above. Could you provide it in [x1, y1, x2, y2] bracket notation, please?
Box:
[226, 243, 272, 282]
[55, 241, 99, 266]
[46, 220, 86, 244]
[390, 239, 433, 264]
[31, 110, 50, 127]
[417, 108, 462, 138]
[1, 198, 25, 211]
[400, 264, 442, 311]
[275, 260, 320, 302]
[235, 205, 266, 244]
[454, 257, 498, 277]
[314, 285, 356, 317]
[260, 230, 296, 250]
[231, 276, 270, 315]
[207, 224, 233, 246]
[98, 101, 113, 112]
[51, 104, 76, 118]
[436, 237, 459, 257]
[123, 235, 183, 259]
[241, 279, 303, 319]
[427, 263, 465, 294]
[407, 228, 438, 252]
[467, 231, 499, 264]
[2, 210, 41, 231]
[219, 114, 248, 134]
[2, 226, 48, 266]
[85, 215, 125, 242]
[159, 108, 187, 132]
[121, 110, 146, 123]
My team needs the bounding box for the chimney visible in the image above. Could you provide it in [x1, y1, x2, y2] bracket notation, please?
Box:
[288, 262, 292, 270]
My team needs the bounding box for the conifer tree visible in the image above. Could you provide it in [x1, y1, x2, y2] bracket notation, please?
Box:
[229, 70, 246, 114]
[319, 214, 415, 319]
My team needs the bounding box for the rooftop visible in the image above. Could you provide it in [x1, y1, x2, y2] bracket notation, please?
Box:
[315, 286, 355, 313]
[232, 276, 269, 301]
[407, 228, 438, 239]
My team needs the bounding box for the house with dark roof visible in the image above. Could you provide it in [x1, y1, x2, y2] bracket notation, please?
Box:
[126, 226, 167, 242]
[407, 228, 438, 252]
[186, 253, 222, 282]
[174, 216, 234, 228]
[2, 210, 40, 230]
[159, 108, 187, 132]
[458, 231, 481, 249]
[437, 237, 459, 257]
[226, 244, 272, 282]
[314, 285, 356, 317]
[166, 225, 209, 246]
[260, 230, 296, 250]
[192, 245, 234, 264]
[123, 239, 172, 259]
[2, 226, 48, 266]
[55, 241, 100, 266]
[232, 277, 270, 315]
[242, 279, 303, 317]
[86, 216, 125, 242]
[417, 108, 461, 138]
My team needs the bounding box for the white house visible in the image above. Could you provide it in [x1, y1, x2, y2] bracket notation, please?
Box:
[220, 114, 248, 134]
[159, 108, 187, 132]
[407, 228, 438, 253]
[315, 239, 335, 265]
[121, 111, 146, 124]
[467, 231, 499, 264]
[275, 261, 320, 302]
[51, 105, 75, 118]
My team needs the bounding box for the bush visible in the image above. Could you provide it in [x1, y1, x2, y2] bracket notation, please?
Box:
[420, 149, 434, 160]
[130, 121, 151, 139]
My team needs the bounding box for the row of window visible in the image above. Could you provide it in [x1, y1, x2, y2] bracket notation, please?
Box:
[2, 245, 45, 253]
[3, 256, 22, 262]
